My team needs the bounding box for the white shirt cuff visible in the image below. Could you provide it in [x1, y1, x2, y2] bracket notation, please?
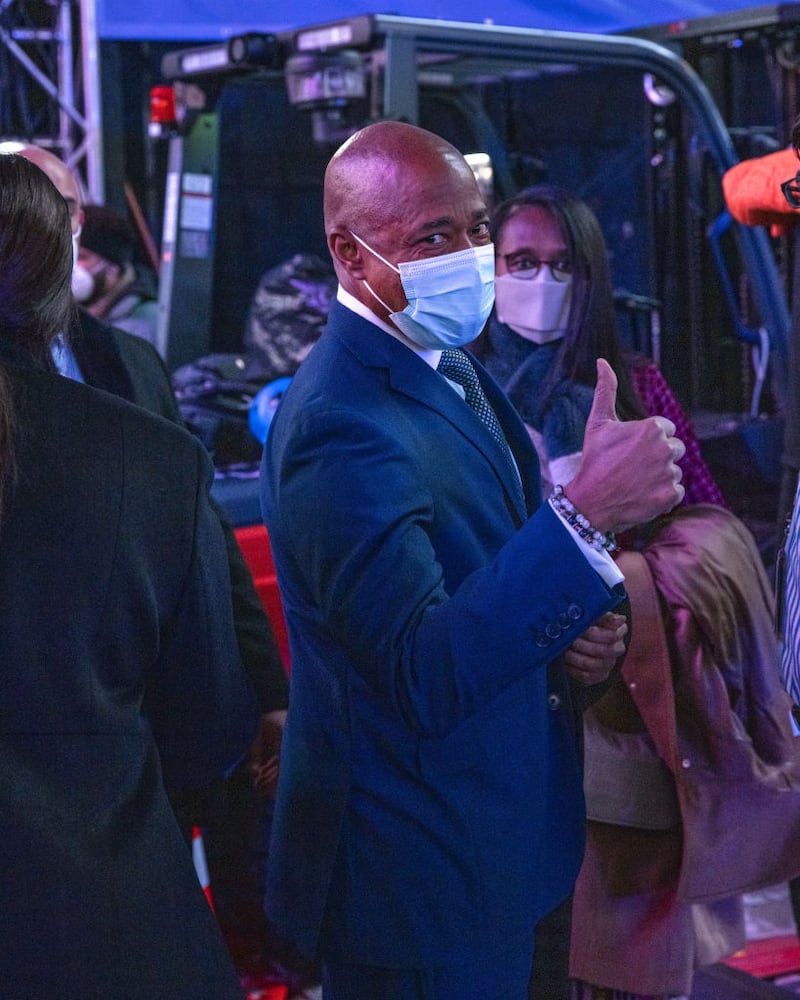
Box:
[548, 498, 624, 588]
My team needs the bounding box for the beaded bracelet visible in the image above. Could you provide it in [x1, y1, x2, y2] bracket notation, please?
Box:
[549, 484, 618, 554]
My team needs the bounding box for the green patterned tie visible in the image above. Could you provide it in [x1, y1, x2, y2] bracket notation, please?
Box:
[437, 348, 525, 511]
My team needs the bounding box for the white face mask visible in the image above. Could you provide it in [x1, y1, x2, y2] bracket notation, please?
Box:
[71, 264, 95, 303]
[350, 232, 496, 350]
[71, 225, 95, 302]
[494, 271, 572, 344]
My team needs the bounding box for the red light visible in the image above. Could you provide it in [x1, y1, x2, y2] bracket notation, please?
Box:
[150, 85, 177, 125]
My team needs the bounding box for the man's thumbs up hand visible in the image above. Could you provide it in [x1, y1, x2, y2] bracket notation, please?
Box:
[564, 360, 686, 535]
[585, 359, 619, 430]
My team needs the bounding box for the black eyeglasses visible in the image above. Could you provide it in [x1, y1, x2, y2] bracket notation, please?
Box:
[502, 252, 572, 283]
[781, 170, 800, 209]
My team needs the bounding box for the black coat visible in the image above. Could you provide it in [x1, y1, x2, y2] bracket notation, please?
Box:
[72, 311, 289, 713]
[0, 345, 257, 997]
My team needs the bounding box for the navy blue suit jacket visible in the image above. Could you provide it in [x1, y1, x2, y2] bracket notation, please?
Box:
[260, 301, 625, 967]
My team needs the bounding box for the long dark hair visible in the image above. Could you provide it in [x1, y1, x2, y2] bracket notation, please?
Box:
[485, 183, 644, 421]
[0, 153, 74, 518]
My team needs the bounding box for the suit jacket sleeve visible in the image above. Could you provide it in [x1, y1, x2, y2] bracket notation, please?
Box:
[266, 402, 624, 739]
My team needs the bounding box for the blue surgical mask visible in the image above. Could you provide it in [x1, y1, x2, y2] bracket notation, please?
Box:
[350, 232, 496, 350]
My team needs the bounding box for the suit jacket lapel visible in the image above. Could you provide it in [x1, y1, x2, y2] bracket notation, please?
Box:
[328, 302, 536, 520]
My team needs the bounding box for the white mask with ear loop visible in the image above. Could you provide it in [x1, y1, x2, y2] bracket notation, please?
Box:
[495, 271, 572, 345]
[71, 224, 95, 303]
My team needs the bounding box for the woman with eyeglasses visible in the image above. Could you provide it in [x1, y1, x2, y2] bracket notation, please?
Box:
[473, 183, 724, 506]
[471, 186, 791, 1000]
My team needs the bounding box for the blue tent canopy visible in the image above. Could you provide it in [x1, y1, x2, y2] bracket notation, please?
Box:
[96, 0, 780, 41]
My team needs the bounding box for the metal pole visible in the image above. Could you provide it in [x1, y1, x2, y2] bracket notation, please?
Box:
[56, 0, 73, 158]
[370, 16, 792, 409]
[155, 135, 184, 362]
[79, 0, 105, 203]
[0, 23, 85, 126]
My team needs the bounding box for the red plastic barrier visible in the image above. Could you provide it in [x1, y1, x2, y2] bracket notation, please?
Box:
[234, 524, 291, 672]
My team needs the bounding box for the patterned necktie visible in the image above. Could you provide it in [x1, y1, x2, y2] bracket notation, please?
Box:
[437, 348, 525, 510]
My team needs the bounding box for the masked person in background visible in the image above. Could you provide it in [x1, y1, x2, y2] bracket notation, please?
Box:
[474, 183, 724, 508]
[73, 202, 160, 347]
[473, 184, 795, 1000]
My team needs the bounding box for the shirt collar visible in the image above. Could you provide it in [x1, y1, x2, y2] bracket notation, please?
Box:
[336, 285, 441, 371]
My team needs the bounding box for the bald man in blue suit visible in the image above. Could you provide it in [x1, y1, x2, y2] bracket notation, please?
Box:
[260, 121, 685, 999]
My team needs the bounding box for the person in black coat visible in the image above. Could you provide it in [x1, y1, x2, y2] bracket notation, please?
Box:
[0, 149, 258, 997]
[0, 142, 289, 772]
[3, 141, 290, 741]
[5, 141, 293, 974]
[72, 308, 290, 730]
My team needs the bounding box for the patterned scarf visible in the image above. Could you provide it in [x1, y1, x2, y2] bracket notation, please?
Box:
[482, 316, 595, 460]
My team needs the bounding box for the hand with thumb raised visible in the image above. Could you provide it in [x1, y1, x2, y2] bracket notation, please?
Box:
[564, 359, 685, 534]
[585, 357, 620, 429]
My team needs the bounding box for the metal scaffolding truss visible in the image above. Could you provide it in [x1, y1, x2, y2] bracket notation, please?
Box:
[0, 0, 104, 200]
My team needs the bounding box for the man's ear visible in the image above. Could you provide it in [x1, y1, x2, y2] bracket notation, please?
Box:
[329, 231, 366, 278]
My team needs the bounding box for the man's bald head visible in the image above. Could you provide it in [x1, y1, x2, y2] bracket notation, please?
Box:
[324, 121, 474, 240]
[0, 142, 83, 234]
[323, 120, 491, 322]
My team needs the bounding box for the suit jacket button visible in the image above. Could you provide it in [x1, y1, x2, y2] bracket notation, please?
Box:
[557, 612, 571, 628]
[548, 693, 561, 710]
[567, 603, 583, 620]
[545, 624, 562, 639]
[533, 632, 551, 647]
